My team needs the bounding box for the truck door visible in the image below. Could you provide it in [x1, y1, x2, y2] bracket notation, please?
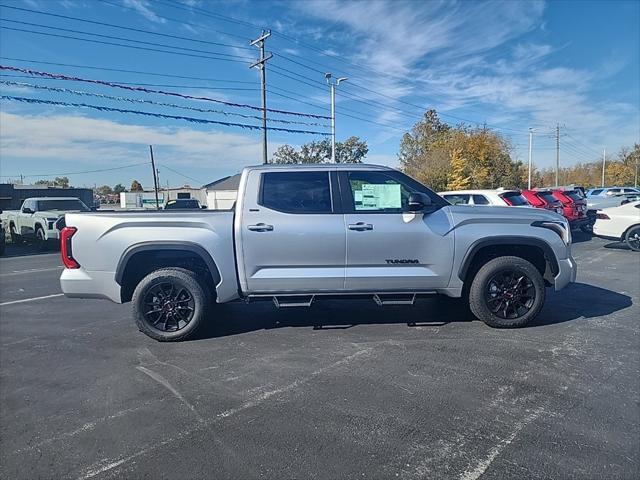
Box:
[239, 169, 345, 293]
[340, 170, 454, 291]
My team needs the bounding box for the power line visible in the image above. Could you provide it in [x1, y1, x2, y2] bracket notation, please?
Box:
[0, 65, 331, 119]
[0, 18, 254, 61]
[0, 3, 254, 50]
[1, 95, 332, 135]
[0, 56, 256, 84]
[564, 131, 602, 157]
[0, 81, 330, 127]
[0, 161, 151, 178]
[159, 164, 205, 185]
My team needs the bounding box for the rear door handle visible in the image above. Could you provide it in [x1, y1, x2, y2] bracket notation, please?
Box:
[348, 222, 374, 231]
[247, 223, 274, 232]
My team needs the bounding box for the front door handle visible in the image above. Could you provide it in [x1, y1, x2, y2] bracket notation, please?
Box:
[247, 223, 274, 232]
[348, 222, 374, 231]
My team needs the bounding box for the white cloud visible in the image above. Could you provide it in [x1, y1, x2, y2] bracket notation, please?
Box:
[122, 0, 166, 24]
[0, 111, 265, 170]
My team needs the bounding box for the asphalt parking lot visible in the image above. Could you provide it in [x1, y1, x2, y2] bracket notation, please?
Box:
[0, 234, 638, 479]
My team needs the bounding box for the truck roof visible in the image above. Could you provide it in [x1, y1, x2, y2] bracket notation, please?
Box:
[24, 197, 86, 201]
[242, 163, 394, 172]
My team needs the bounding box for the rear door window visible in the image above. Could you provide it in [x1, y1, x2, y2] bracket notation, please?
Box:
[260, 171, 332, 214]
[472, 195, 490, 205]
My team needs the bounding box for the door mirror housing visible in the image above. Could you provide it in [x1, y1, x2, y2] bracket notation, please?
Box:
[22, 207, 34, 214]
[407, 192, 432, 212]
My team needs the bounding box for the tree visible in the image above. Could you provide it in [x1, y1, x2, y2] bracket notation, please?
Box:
[113, 183, 126, 194]
[272, 136, 368, 164]
[446, 148, 470, 190]
[130, 180, 143, 192]
[53, 176, 69, 188]
[96, 185, 113, 196]
[399, 110, 520, 191]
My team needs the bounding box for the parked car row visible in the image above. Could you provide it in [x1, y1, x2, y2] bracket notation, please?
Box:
[439, 187, 591, 232]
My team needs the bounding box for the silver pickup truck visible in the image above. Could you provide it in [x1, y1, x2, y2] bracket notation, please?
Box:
[60, 164, 576, 341]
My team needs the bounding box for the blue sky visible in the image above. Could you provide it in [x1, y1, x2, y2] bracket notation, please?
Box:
[0, 0, 638, 188]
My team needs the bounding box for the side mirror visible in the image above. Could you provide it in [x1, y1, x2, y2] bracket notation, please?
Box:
[22, 207, 34, 214]
[90, 206, 98, 211]
[201, 205, 208, 209]
[408, 192, 432, 212]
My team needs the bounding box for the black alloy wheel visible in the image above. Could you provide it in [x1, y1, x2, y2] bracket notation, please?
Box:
[143, 281, 196, 332]
[485, 270, 536, 320]
[625, 226, 640, 252]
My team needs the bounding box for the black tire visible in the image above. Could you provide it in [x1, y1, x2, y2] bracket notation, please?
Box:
[580, 223, 593, 234]
[10, 224, 21, 244]
[0, 235, 5, 256]
[132, 267, 211, 342]
[35, 226, 47, 251]
[625, 225, 640, 252]
[469, 256, 545, 328]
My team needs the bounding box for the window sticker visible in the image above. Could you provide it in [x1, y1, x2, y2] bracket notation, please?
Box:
[355, 183, 401, 210]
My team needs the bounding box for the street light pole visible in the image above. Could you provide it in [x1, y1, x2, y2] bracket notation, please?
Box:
[601, 148, 606, 188]
[325, 73, 348, 163]
[527, 128, 535, 189]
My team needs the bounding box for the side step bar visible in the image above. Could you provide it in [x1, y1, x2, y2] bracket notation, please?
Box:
[272, 295, 315, 308]
[373, 293, 417, 306]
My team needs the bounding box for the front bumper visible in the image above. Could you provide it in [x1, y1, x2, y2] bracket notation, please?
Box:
[568, 217, 591, 230]
[554, 255, 577, 291]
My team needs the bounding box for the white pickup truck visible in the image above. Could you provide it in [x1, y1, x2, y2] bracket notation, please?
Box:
[1, 197, 91, 249]
[60, 164, 577, 341]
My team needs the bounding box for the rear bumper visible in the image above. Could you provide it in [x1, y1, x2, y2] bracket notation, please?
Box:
[554, 255, 577, 291]
[60, 268, 122, 303]
[568, 217, 591, 229]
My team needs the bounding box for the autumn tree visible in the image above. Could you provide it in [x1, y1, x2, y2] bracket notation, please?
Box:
[96, 185, 113, 196]
[399, 110, 521, 191]
[130, 180, 143, 192]
[272, 136, 368, 164]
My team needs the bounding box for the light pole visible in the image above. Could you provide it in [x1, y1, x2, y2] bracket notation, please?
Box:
[527, 128, 536, 189]
[325, 73, 348, 163]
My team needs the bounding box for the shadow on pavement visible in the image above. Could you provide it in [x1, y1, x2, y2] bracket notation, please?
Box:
[603, 241, 633, 251]
[193, 282, 632, 340]
[571, 231, 593, 244]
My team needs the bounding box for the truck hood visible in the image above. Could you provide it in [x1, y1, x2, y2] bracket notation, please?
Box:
[445, 204, 566, 228]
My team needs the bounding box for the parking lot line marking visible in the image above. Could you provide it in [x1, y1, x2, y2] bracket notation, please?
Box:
[0, 267, 63, 276]
[0, 293, 64, 306]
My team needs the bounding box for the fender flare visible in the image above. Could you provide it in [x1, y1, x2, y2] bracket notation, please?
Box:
[115, 241, 221, 286]
[458, 236, 559, 281]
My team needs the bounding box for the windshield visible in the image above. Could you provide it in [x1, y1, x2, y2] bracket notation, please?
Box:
[537, 192, 558, 204]
[566, 191, 583, 202]
[165, 199, 200, 209]
[500, 192, 529, 206]
[36, 199, 90, 212]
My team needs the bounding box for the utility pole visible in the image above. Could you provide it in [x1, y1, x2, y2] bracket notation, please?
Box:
[325, 73, 348, 163]
[250, 30, 272, 165]
[149, 145, 160, 210]
[601, 148, 606, 188]
[555, 123, 560, 187]
[527, 128, 535, 189]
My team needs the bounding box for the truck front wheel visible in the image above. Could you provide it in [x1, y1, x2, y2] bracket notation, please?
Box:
[132, 267, 211, 342]
[468, 256, 545, 328]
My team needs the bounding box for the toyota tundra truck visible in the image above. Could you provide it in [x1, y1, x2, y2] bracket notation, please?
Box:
[60, 164, 577, 341]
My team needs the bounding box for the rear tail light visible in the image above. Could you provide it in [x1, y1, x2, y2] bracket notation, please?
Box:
[596, 213, 610, 220]
[60, 226, 80, 269]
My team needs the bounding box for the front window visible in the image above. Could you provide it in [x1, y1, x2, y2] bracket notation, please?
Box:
[260, 171, 332, 214]
[589, 189, 603, 196]
[36, 199, 89, 211]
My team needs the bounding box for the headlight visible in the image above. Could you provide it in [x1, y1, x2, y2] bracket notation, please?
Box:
[532, 220, 571, 245]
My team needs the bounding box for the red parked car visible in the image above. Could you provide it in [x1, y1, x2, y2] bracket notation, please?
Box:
[550, 189, 591, 232]
[521, 189, 564, 216]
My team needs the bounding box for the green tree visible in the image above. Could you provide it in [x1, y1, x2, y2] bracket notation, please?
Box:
[53, 176, 70, 188]
[130, 180, 143, 192]
[96, 185, 113, 196]
[272, 136, 368, 164]
[113, 183, 126, 194]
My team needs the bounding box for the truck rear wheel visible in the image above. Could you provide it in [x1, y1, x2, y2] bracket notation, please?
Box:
[132, 267, 211, 342]
[469, 256, 545, 328]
